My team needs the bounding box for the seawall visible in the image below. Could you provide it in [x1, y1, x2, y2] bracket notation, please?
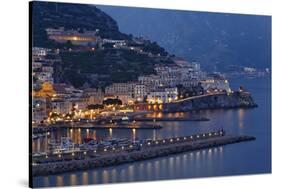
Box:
[33, 133, 256, 176]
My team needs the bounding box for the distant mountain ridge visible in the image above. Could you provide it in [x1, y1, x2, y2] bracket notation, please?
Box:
[98, 5, 271, 72]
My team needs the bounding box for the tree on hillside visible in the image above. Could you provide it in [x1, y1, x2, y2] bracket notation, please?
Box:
[102, 98, 122, 106]
[88, 104, 104, 110]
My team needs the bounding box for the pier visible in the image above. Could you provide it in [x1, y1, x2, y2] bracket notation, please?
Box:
[32, 130, 256, 176]
[50, 123, 162, 129]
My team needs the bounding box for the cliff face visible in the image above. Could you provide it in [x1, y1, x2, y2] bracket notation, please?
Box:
[163, 92, 257, 112]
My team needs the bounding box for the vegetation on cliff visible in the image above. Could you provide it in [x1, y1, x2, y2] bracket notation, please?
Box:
[31, 1, 174, 88]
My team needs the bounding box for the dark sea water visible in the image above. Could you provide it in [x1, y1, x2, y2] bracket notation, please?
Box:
[33, 76, 271, 188]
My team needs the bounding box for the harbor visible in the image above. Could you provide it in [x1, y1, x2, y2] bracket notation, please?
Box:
[49, 123, 163, 130]
[29, 2, 271, 187]
[32, 130, 256, 176]
[32, 114, 209, 134]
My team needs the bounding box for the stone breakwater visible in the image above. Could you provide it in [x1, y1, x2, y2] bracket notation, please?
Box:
[32, 134, 256, 176]
[162, 91, 257, 112]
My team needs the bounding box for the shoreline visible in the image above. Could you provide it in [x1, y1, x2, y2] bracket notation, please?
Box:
[32, 104, 257, 134]
[161, 91, 257, 112]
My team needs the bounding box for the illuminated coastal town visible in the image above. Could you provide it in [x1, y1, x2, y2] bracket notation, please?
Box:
[32, 28, 236, 125]
[31, 2, 271, 187]
[31, 26, 257, 175]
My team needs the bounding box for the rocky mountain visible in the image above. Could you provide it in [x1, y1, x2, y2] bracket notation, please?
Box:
[98, 5, 271, 72]
[31, 2, 173, 88]
[31, 1, 130, 47]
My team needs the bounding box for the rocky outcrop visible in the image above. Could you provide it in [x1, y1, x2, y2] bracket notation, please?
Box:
[163, 91, 257, 112]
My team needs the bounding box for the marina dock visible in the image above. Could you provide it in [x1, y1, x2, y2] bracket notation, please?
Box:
[50, 123, 162, 129]
[32, 131, 256, 176]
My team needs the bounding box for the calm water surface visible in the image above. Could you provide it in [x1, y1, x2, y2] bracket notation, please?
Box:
[33, 76, 271, 187]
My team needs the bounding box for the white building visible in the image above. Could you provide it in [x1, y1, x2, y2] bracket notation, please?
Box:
[244, 67, 257, 73]
[72, 99, 88, 111]
[147, 87, 178, 103]
[105, 82, 136, 98]
[181, 79, 200, 88]
[32, 62, 42, 69]
[32, 97, 47, 122]
[134, 84, 148, 102]
[138, 75, 163, 90]
[191, 62, 201, 72]
[51, 100, 73, 114]
[200, 79, 231, 92]
[154, 63, 204, 87]
[155, 65, 183, 86]
[45, 27, 65, 35]
[37, 72, 54, 84]
[42, 66, 54, 74]
[102, 39, 126, 45]
[82, 88, 104, 105]
[32, 47, 50, 57]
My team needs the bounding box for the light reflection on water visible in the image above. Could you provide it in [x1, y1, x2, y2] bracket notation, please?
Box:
[33, 109, 243, 153]
[35, 146, 225, 186]
[70, 174, 76, 186]
[33, 77, 271, 187]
